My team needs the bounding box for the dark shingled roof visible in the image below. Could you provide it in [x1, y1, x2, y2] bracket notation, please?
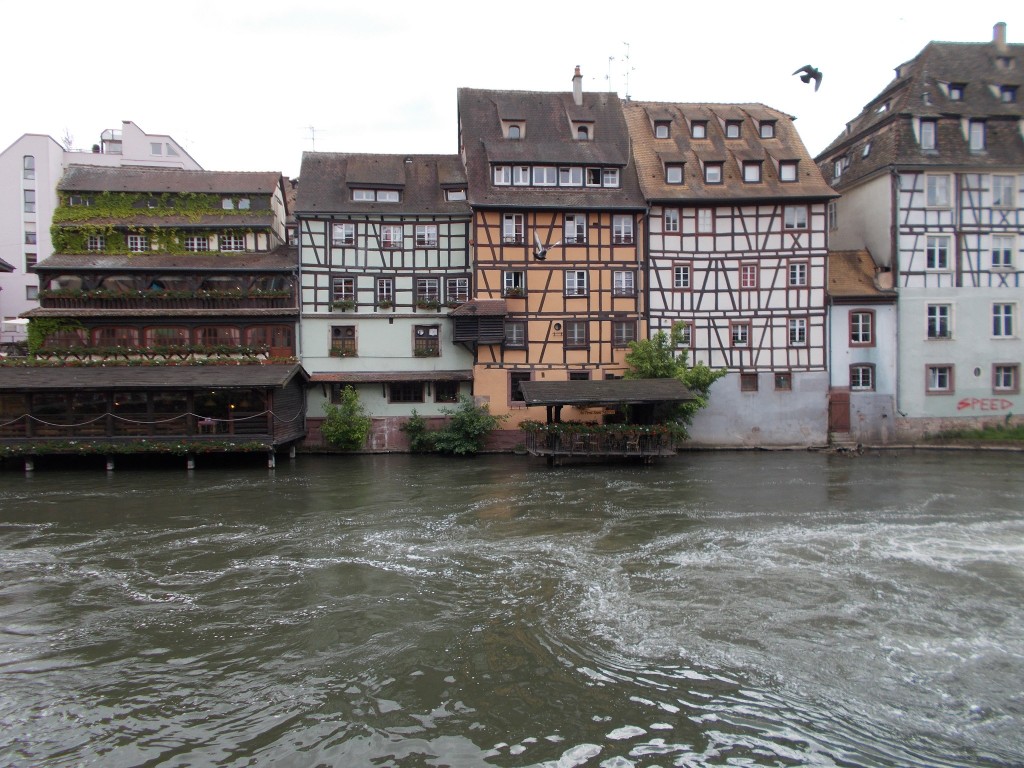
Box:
[624, 102, 836, 203]
[815, 29, 1024, 188]
[520, 378, 695, 406]
[457, 86, 646, 210]
[827, 251, 897, 303]
[0, 364, 307, 392]
[308, 370, 472, 383]
[448, 299, 508, 317]
[295, 154, 470, 215]
[59, 165, 283, 194]
[0, 256, 14, 273]
[34, 249, 298, 273]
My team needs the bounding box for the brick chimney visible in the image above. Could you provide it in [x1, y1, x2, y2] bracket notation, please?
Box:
[572, 66, 583, 106]
[994, 21, 1008, 52]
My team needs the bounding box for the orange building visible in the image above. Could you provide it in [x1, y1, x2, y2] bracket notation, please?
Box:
[456, 70, 647, 426]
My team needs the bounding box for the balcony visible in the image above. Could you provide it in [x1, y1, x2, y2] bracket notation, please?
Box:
[39, 289, 294, 310]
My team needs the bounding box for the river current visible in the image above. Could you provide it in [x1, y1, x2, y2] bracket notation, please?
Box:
[0, 451, 1021, 767]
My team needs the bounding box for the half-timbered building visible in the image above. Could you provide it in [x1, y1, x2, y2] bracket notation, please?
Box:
[0, 166, 306, 465]
[817, 23, 1023, 438]
[294, 153, 474, 450]
[457, 70, 647, 429]
[623, 102, 836, 447]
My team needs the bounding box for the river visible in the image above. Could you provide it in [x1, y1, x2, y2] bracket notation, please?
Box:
[0, 451, 1022, 767]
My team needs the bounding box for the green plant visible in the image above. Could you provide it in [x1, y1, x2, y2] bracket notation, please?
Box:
[319, 387, 371, 450]
[377, 299, 394, 309]
[26, 318, 83, 356]
[400, 410, 436, 453]
[416, 298, 441, 310]
[332, 299, 357, 311]
[431, 396, 506, 455]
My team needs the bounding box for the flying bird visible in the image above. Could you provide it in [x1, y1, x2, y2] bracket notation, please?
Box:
[792, 65, 823, 92]
[533, 233, 561, 261]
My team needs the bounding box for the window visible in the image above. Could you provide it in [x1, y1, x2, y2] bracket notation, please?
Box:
[503, 271, 525, 296]
[513, 166, 530, 185]
[992, 235, 1015, 269]
[586, 168, 603, 187]
[740, 373, 758, 392]
[927, 304, 951, 339]
[759, 121, 776, 139]
[564, 213, 586, 244]
[94, 327, 140, 347]
[332, 223, 355, 245]
[559, 167, 583, 186]
[779, 161, 798, 182]
[353, 188, 399, 202]
[377, 278, 394, 305]
[503, 214, 524, 243]
[510, 371, 530, 403]
[666, 164, 684, 184]
[969, 120, 986, 152]
[413, 325, 440, 357]
[927, 365, 954, 394]
[507, 124, 522, 139]
[568, 371, 591, 381]
[602, 168, 620, 187]
[676, 322, 692, 347]
[564, 320, 588, 348]
[833, 159, 844, 180]
[993, 364, 1019, 394]
[926, 174, 951, 207]
[435, 381, 461, 403]
[725, 120, 741, 138]
[87, 235, 105, 252]
[576, 126, 590, 141]
[1001, 85, 1018, 103]
[742, 162, 761, 183]
[949, 83, 965, 101]
[24, 190, 35, 213]
[446, 188, 467, 201]
[862, 141, 872, 158]
[238, 198, 250, 210]
[24, 230, 36, 245]
[565, 270, 588, 296]
[691, 121, 707, 139]
[788, 262, 808, 286]
[150, 142, 163, 155]
[446, 277, 469, 303]
[330, 325, 357, 356]
[992, 175, 1015, 207]
[23, 155, 35, 179]
[26, 286, 39, 301]
[774, 372, 793, 391]
[533, 166, 557, 186]
[494, 166, 511, 185]
[664, 208, 680, 233]
[184, 235, 210, 252]
[697, 208, 714, 233]
[220, 234, 245, 252]
[784, 205, 808, 230]
[388, 382, 424, 403]
[415, 225, 438, 247]
[828, 201, 838, 231]
[128, 234, 149, 253]
[145, 327, 189, 346]
[731, 322, 750, 347]
[850, 310, 874, 346]
[704, 163, 723, 184]
[993, 303, 1014, 337]
[654, 120, 670, 139]
[851, 364, 875, 391]
[920, 119, 937, 150]
[332, 276, 355, 303]
[789, 317, 807, 346]
[67, 195, 91, 207]
[416, 278, 440, 304]
[24, 253, 36, 269]
[381, 224, 403, 249]
[505, 322, 526, 348]
[612, 270, 635, 296]
[612, 215, 633, 244]
[740, 263, 758, 290]
[926, 235, 950, 270]
[673, 264, 691, 289]
[612, 320, 636, 347]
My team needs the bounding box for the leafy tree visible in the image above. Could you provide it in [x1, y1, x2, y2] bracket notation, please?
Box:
[400, 410, 436, 453]
[624, 322, 726, 433]
[319, 386, 371, 450]
[431, 396, 506, 456]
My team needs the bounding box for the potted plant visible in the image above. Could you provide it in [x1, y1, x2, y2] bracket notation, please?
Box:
[503, 287, 524, 299]
[332, 298, 357, 311]
[377, 298, 394, 309]
[415, 298, 441, 310]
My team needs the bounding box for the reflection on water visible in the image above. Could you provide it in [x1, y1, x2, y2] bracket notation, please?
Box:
[1, 451, 1022, 767]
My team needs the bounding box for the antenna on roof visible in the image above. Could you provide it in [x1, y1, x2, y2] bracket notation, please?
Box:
[622, 42, 635, 101]
[606, 56, 615, 92]
[306, 126, 317, 152]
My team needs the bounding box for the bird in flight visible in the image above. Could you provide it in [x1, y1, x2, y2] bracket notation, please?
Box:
[534, 233, 561, 261]
[793, 65, 823, 92]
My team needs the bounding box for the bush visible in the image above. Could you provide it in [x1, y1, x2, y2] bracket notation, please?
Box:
[400, 410, 436, 453]
[320, 387, 371, 450]
[432, 397, 505, 455]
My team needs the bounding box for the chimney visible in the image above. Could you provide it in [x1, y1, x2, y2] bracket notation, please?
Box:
[572, 65, 583, 106]
[994, 21, 1007, 52]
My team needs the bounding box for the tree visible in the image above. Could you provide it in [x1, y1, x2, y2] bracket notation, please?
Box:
[624, 322, 726, 433]
[319, 386, 372, 450]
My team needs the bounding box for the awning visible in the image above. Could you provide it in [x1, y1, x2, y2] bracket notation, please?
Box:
[0, 363, 308, 392]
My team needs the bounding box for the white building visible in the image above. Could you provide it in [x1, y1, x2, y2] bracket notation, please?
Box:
[0, 121, 200, 343]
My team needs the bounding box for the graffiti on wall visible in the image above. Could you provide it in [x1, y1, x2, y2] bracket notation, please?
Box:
[957, 398, 1014, 412]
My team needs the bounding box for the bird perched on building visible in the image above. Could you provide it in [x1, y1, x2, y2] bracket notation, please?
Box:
[534, 233, 561, 261]
[792, 65, 823, 91]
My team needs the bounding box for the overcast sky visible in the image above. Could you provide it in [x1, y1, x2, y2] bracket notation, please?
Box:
[3, 1, 1021, 179]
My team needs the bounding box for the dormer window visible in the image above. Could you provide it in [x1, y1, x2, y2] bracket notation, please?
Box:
[759, 121, 776, 139]
[742, 162, 761, 183]
[576, 125, 590, 140]
[691, 121, 707, 139]
[665, 163, 684, 184]
[445, 188, 467, 201]
[949, 83, 965, 101]
[969, 120, 986, 152]
[507, 124, 522, 139]
[352, 188, 400, 202]
[1001, 85, 1018, 103]
[876, 101, 890, 114]
[862, 142, 872, 158]
[725, 120, 742, 138]
[920, 119, 937, 150]
[494, 165, 511, 185]
[996, 56, 1015, 70]
[779, 161, 798, 182]
[654, 121, 670, 139]
[704, 162, 723, 184]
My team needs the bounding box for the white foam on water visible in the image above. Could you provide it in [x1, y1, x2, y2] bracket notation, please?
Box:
[606, 725, 646, 740]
